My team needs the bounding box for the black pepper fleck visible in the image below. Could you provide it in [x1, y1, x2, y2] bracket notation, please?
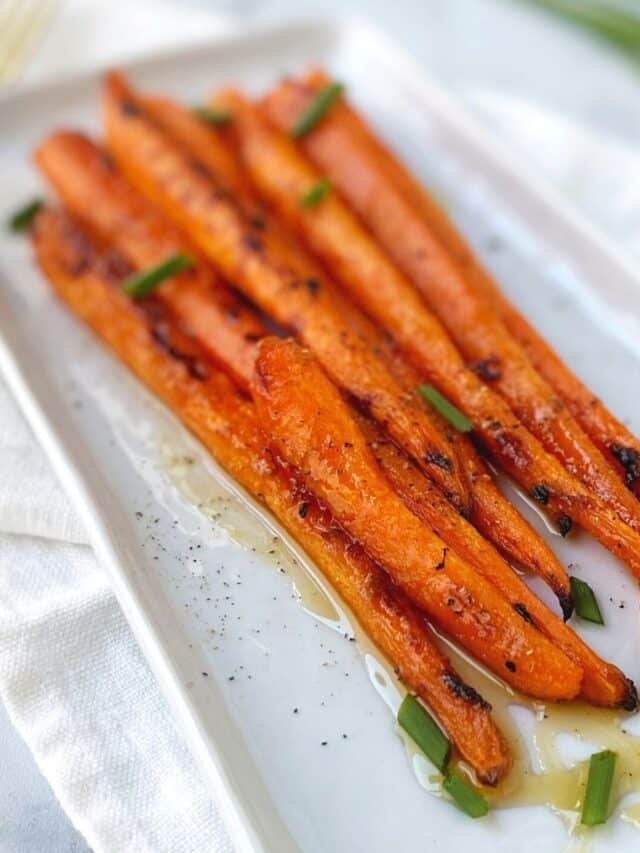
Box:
[470, 355, 502, 382]
[530, 484, 550, 505]
[424, 451, 452, 471]
[557, 514, 572, 537]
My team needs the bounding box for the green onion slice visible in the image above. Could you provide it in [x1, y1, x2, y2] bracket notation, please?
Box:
[443, 770, 489, 819]
[570, 576, 604, 625]
[300, 178, 331, 209]
[8, 198, 43, 232]
[418, 385, 473, 432]
[122, 253, 194, 299]
[192, 106, 233, 126]
[581, 749, 617, 826]
[291, 83, 344, 138]
[397, 694, 450, 772]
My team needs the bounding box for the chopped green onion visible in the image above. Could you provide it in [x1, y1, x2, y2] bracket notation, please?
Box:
[443, 771, 489, 819]
[581, 749, 617, 826]
[122, 253, 194, 299]
[418, 385, 473, 432]
[525, 1, 640, 60]
[192, 106, 233, 126]
[8, 198, 43, 232]
[570, 576, 604, 625]
[397, 694, 450, 772]
[291, 83, 344, 138]
[300, 178, 331, 209]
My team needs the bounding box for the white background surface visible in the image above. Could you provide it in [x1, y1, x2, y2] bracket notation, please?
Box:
[2, 1, 640, 850]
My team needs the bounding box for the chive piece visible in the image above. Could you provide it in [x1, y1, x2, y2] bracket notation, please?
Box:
[300, 178, 331, 209]
[443, 770, 489, 819]
[8, 198, 43, 232]
[192, 106, 233, 126]
[570, 576, 604, 625]
[291, 83, 344, 138]
[397, 694, 450, 772]
[581, 750, 617, 826]
[122, 253, 194, 299]
[418, 385, 473, 432]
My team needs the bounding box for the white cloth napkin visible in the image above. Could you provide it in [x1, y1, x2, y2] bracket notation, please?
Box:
[3, 3, 640, 851]
[0, 2, 236, 851]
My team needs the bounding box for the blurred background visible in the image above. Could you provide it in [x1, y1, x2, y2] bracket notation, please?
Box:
[1, 0, 639, 850]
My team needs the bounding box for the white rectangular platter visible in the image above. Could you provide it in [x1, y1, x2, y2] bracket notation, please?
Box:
[1, 17, 640, 853]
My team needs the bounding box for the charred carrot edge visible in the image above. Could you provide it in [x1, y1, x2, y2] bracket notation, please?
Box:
[356, 412, 635, 709]
[101, 72, 472, 516]
[262, 73, 640, 536]
[252, 336, 583, 702]
[286, 69, 640, 500]
[32, 206, 509, 785]
[221, 89, 640, 582]
[35, 131, 262, 388]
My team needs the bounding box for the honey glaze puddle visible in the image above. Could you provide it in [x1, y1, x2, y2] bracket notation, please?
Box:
[159, 438, 640, 841]
[158, 441, 342, 627]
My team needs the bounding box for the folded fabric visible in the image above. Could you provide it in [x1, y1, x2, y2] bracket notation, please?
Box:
[0, 390, 232, 852]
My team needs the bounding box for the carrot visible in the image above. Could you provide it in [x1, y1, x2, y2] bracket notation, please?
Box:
[140, 95, 254, 202]
[356, 411, 635, 709]
[479, 288, 640, 498]
[269, 69, 640, 500]
[32, 205, 510, 785]
[101, 71, 472, 515]
[35, 131, 262, 387]
[262, 73, 640, 535]
[252, 336, 583, 701]
[222, 90, 640, 581]
[37, 129, 583, 628]
[366, 329, 574, 607]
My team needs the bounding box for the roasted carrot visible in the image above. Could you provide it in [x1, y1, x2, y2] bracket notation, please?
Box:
[268, 69, 640, 500]
[32, 205, 510, 785]
[35, 131, 262, 387]
[221, 90, 640, 581]
[36, 129, 581, 623]
[141, 95, 254, 202]
[262, 74, 640, 536]
[252, 336, 583, 701]
[356, 412, 635, 709]
[366, 330, 573, 607]
[101, 72, 472, 514]
[478, 288, 640, 498]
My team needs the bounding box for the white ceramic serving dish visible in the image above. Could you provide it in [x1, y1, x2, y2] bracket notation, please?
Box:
[1, 17, 640, 853]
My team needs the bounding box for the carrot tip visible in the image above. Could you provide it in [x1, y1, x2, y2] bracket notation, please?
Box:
[559, 591, 575, 623]
[620, 678, 638, 712]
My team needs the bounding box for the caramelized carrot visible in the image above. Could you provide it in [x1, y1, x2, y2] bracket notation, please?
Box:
[221, 90, 640, 581]
[263, 74, 640, 536]
[37, 130, 583, 623]
[32, 205, 510, 785]
[356, 412, 634, 709]
[101, 71, 472, 514]
[35, 131, 261, 387]
[141, 95, 254, 201]
[368, 332, 573, 607]
[270, 69, 640, 499]
[479, 289, 640, 498]
[252, 336, 583, 701]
